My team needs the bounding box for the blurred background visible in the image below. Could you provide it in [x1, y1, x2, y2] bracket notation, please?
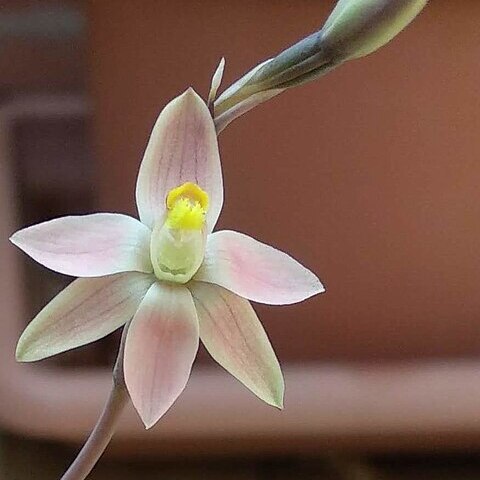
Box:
[1, 0, 480, 478]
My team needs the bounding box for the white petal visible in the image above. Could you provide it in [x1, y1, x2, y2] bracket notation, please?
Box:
[195, 230, 325, 305]
[190, 282, 284, 408]
[135, 88, 223, 232]
[215, 89, 284, 134]
[207, 57, 225, 107]
[124, 282, 199, 429]
[16, 272, 155, 362]
[215, 57, 273, 108]
[10, 213, 152, 277]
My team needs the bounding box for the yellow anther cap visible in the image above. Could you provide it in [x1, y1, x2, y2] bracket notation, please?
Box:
[165, 182, 209, 231]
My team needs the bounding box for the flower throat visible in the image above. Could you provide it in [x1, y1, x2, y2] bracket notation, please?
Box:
[150, 182, 209, 284]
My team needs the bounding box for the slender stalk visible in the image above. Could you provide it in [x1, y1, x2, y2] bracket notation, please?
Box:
[60, 324, 130, 480]
[60, 383, 129, 480]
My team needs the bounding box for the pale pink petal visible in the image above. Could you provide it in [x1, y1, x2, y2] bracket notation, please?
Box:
[135, 88, 223, 232]
[124, 282, 199, 429]
[10, 213, 152, 277]
[16, 272, 155, 362]
[190, 282, 284, 408]
[194, 230, 325, 305]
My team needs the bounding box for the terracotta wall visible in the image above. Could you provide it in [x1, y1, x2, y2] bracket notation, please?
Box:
[88, 1, 480, 362]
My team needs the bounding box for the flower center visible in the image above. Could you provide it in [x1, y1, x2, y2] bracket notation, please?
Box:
[150, 182, 209, 284]
[165, 182, 209, 230]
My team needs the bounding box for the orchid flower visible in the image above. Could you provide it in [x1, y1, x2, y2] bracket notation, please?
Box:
[10, 88, 324, 429]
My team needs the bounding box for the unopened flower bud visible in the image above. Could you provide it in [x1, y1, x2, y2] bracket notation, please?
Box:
[215, 0, 428, 131]
[322, 0, 428, 62]
[250, 0, 428, 90]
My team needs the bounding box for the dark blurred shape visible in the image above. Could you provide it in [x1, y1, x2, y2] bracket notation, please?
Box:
[0, 0, 85, 92]
[0, 4, 83, 39]
[6, 96, 117, 368]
